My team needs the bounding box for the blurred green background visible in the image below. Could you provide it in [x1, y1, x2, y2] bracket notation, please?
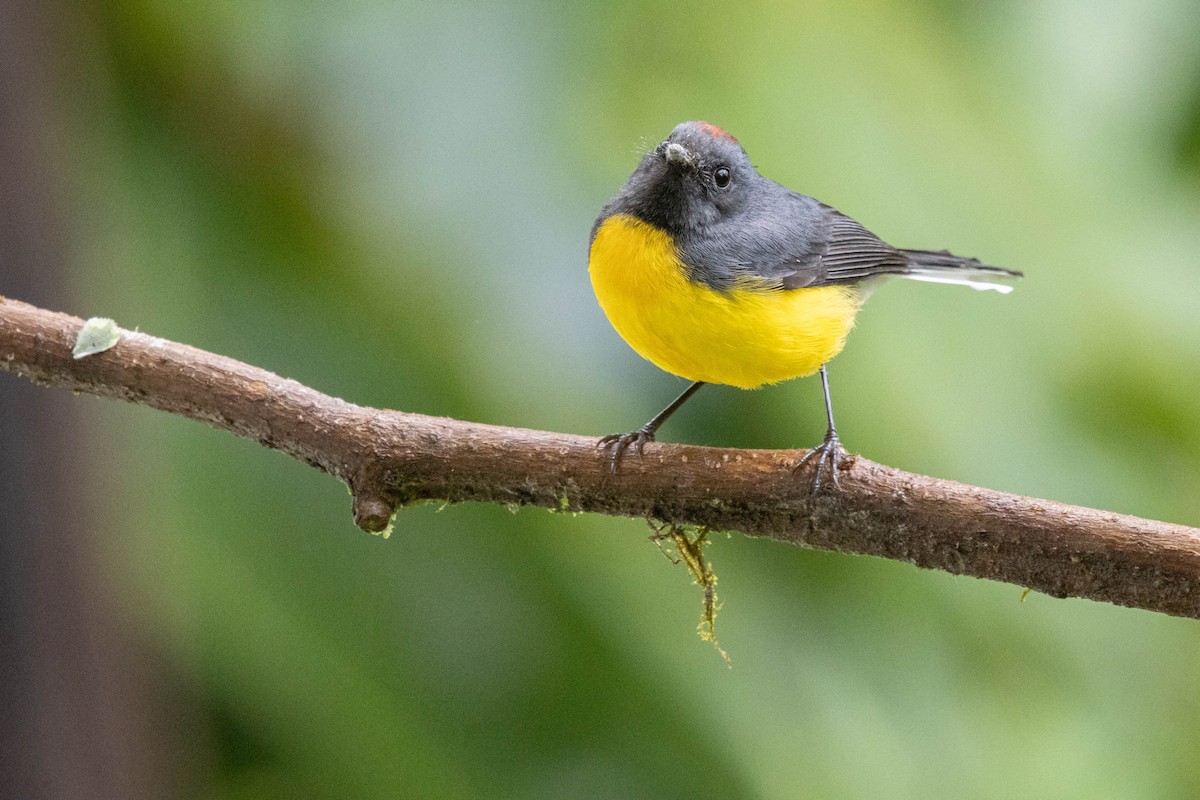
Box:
[4, 0, 1200, 797]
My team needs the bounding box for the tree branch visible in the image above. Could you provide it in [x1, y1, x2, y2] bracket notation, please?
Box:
[4, 296, 1200, 619]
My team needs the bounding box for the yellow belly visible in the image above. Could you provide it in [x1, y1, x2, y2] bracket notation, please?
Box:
[589, 214, 862, 389]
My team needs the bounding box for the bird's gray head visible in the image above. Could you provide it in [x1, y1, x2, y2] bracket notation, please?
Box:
[608, 121, 757, 234]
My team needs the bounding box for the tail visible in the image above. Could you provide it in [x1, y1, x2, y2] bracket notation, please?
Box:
[899, 248, 1023, 294]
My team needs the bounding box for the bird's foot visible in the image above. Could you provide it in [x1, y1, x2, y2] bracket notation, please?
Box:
[793, 428, 845, 492]
[598, 427, 655, 474]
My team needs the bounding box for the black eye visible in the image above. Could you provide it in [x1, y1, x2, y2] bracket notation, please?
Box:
[714, 167, 731, 188]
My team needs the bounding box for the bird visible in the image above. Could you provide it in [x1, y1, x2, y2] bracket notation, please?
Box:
[588, 121, 1021, 490]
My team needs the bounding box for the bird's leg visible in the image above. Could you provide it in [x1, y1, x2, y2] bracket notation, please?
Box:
[599, 381, 705, 474]
[793, 364, 844, 491]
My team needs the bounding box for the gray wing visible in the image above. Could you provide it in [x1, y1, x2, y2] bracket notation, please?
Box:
[679, 194, 912, 292]
[776, 204, 910, 289]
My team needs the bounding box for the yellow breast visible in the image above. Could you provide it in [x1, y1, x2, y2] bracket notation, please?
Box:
[589, 214, 862, 389]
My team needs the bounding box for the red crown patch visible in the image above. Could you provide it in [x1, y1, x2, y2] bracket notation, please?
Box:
[697, 121, 739, 145]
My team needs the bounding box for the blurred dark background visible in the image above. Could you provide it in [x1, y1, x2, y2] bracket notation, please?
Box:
[4, 1, 1200, 797]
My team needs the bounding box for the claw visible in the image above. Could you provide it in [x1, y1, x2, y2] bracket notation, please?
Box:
[794, 429, 844, 492]
[598, 427, 655, 474]
[598, 382, 704, 476]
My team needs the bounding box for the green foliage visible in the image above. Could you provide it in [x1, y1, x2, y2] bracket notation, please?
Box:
[68, 0, 1200, 796]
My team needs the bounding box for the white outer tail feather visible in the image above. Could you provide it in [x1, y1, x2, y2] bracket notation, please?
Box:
[901, 271, 1016, 294]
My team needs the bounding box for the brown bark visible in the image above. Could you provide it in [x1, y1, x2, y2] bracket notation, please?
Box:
[4, 296, 1200, 620]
